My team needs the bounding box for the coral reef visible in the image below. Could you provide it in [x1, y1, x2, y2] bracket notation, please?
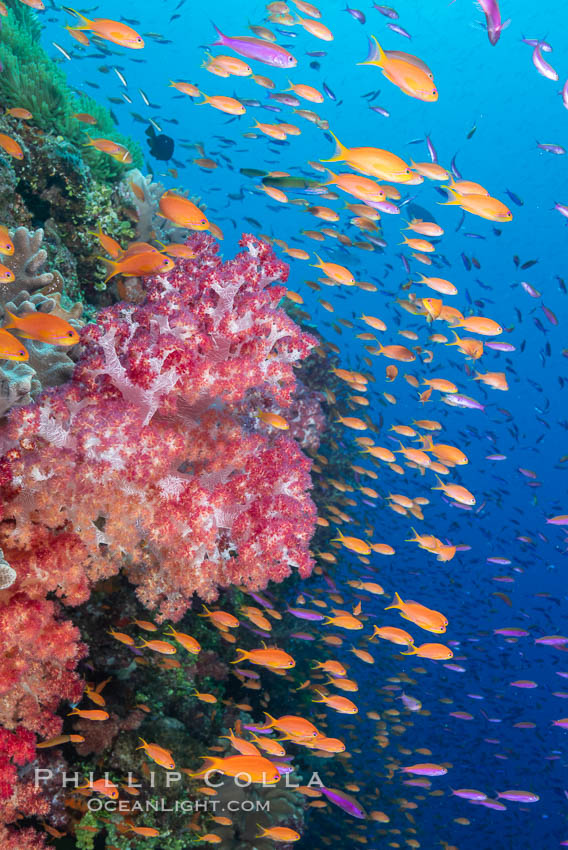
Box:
[0, 235, 319, 848]
[0, 228, 84, 417]
[0, 0, 143, 181]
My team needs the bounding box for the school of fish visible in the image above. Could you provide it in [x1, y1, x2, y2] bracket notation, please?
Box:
[7, 0, 568, 847]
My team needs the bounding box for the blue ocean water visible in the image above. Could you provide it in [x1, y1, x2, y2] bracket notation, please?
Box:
[32, 0, 568, 847]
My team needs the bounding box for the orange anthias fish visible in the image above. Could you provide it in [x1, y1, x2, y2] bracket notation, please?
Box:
[313, 690, 358, 714]
[256, 826, 301, 841]
[442, 187, 512, 221]
[358, 36, 438, 102]
[0, 134, 24, 160]
[163, 625, 201, 654]
[191, 754, 281, 783]
[158, 192, 210, 230]
[72, 112, 98, 125]
[370, 626, 414, 646]
[257, 410, 289, 429]
[4, 312, 80, 346]
[67, 708, 109, 721]
[232, 647, 295, 669]
[101, 252, 174, 282]
[385, 592, 448, 634]
[85, 137, 132, 162]
[65, 9, 144, 48]
[402, 643, 454, 660]
[136, 738, 176, 769]
[263, 713, 319, 738]
[0, 226, 14, 255]
[322, 132, 413, 183]
[0, 329, 29, 361]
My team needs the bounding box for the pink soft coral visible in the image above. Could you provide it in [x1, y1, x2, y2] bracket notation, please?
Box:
[0, 233, 319, 733]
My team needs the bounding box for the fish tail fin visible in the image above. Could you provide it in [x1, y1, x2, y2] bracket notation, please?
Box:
[400, 646, 417, 655]
[311, 252, 323, 268]
[2, 310, 17, 330]
[374, 342, 384, 355]
[67, 709, 78, 716]
[188, 756, 220, 778]
[62, 6, 92, 28]
[432, 475, 444, 491]
[321, 616, 334, 625]
[263, 711, 277, 728]
[357, 34, 385, 67]
[312, 689, 325, 702]
[445, 331, 461, 346]
[135, 738, 147, 751]
[384, 591, 403, 611]
[321, 130, 349, 163]
[231, 648, 249, 664]
[97, 257, 120, 283]
[195, 93, 209, 105]
[210, 21, 226, 46]
[438, 185, 461, 207]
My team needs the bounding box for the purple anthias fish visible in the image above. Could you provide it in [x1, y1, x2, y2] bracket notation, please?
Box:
[248, 590, 274, 609]
[367, 199, 400, 214]
[387, 22, 411, 38]
[452, 789, 487, 800]
[270, 93, 300, 107]
[426, 134, 438, 163]
[320, 786, 367, 818]
[443, 394, 485, 411]
[478, 0, 510, 46]
[373, 3, 398, 19]
[555, 202, 568, 219]
[542, 303, 558, 325]
[547, 516, 568, 526]
[485, 341, 515, 351]
[521, 281, 540, 297]
[532, 44, 558, 80]
[535, 636, 568, 645]
[235, 667, 260, 679]
[478, 799, 507, 810]
[286, 607, 326, 621]
[323, 81, 336, 100]
[211, 23, 297, 69]
[562, 79, 568, 109]
[344, 4, 366, 24]
[537, 142, 565, 155]
[497, 790, 540, 803]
